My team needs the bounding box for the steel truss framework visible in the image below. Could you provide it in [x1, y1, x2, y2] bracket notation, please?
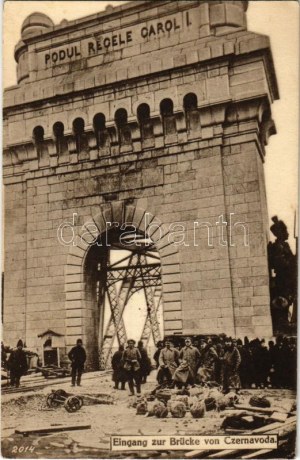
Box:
[96, 236, 162, 369]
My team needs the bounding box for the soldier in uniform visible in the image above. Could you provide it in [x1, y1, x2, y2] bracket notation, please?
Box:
[122, 339, 142, 396]
[158, 339, 180, 384]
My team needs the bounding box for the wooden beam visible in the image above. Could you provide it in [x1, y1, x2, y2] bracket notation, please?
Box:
[16, 424, 91, 435]
[241, 449, 274, 459]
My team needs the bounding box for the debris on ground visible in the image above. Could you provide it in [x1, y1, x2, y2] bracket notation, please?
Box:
[15, 424, 91, 436]
[1, 370, 296, 459]
[37, 365, 71, 379]
[249, 395, 271, 408]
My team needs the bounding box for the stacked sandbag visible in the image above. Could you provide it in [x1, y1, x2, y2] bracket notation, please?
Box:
[174, 395, 189, 407]
[204, 397, 217, 411]
[249, 395, 271, 408]
[147, 400, 165, 416]
[136, 399, 148, 415]
[208, 388, 223, 403]
[155, 402, 169, 418]
[189, 387, 205, 398]
[190, 400, 205, 419]
[217, 392, 239, 411]
[169, 401, 186, 418]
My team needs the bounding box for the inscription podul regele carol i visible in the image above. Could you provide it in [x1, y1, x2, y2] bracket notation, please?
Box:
[44, 11, 192, 66]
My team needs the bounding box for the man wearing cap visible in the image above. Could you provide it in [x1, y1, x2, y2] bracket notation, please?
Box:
[158, 339, 180, 384]
[222, 338, 241, 393]
[174, 337, 201, 386]
[122, 339, 142, 396]
[7, 340, 28, 388]
[68, 338, 87, 387]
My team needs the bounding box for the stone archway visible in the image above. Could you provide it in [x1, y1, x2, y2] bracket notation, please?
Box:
[64, 201, 182, 369]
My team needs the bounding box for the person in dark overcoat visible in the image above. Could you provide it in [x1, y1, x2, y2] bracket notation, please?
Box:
[222, 338, 241, 393]
[111, 345, 126, 390]
[7, 340, 28, 388]
[137, 341, 152, 384]
[68, 338, 86, 386]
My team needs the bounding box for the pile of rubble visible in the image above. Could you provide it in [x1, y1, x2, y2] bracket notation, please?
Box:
[131, 385, 296, 458]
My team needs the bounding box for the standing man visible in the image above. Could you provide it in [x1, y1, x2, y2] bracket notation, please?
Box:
[199, 339, 219, 383]
[222, 338, 241, 393]
[153, 341, 164, 369]
[68, 338, 86, 387]
[111, 345, 126, 390]
[137, 341, 151, 384]
[7, 340, 28, 388]
[174, 337, 201, 386]
[122, 339, 141, 396]
[158, 339, 180, 384]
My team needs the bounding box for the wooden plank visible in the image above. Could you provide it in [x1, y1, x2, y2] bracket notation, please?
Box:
[185, 416, 297, 460]
[15, 424, 91, 435]
[241, 449, 273, 459]
[234, 405, 274, 415]
[208, 449, 240, 458]
[251, 416, 297, 434]
[185, 450, 212, 458]
[234, 404, 292, 416]
[269, 412, 288, 422]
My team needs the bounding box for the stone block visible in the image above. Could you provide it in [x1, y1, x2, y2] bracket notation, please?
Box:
[163, 301, 182, 312]
[252, 315, 272, 326]
[164, 311, 182, 321]
[210, 4, 226, 26]
[165, 320, 182, 331]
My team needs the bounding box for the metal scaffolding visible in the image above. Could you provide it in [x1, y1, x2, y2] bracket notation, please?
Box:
[97, 236, 162, 369]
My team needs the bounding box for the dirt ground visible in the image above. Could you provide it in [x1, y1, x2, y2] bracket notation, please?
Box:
[1, 370, 296, 459]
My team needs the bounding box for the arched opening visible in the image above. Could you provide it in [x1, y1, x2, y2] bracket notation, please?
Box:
[115, 108, 132, 146]
[53, 121, 67, 155]
[93, 113, 109, 148]
[73, 117, 85, 153]
[137, 103, 153, 140]
[84, 225, 163, 370]
[33, 125, 44, 157]
[183, 93, 200, 132]
[160, 98, 176, 135]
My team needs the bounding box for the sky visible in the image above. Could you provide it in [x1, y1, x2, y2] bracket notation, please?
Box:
[3, 0, 299, 251]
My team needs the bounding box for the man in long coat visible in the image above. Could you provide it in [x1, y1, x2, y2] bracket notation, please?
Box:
[8, 340, 28, 387]
[222, 338, 241, 392]
[68, 338, 86, 386]
[111, 345, 126, 390]
[198, 340, 219, 383]
[158, 339, 180, 384]
[174, 337, 201, 386]
[137, 341, 152, 384]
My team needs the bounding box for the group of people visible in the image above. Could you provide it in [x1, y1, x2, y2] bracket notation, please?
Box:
[2, 338, 87, 388]
[3, 334, 296, 392]
[153, 335, 297, 391]
[111, 340, 152, 395]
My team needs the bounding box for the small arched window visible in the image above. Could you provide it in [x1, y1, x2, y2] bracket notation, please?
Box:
[33, 126, 44, 156]
[160, 98, 176, 135]
[53, 121, 65, 154]
[93, 113, 108, 148]
[183, 93, 198, 111]
[73, 117, 85, 152]
[183, 93, 199, 132]
[115, 109, 131, 145]
[137, 103, 153, 140]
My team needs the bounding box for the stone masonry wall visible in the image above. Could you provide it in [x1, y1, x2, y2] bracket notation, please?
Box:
[3, 0, 278, 363]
